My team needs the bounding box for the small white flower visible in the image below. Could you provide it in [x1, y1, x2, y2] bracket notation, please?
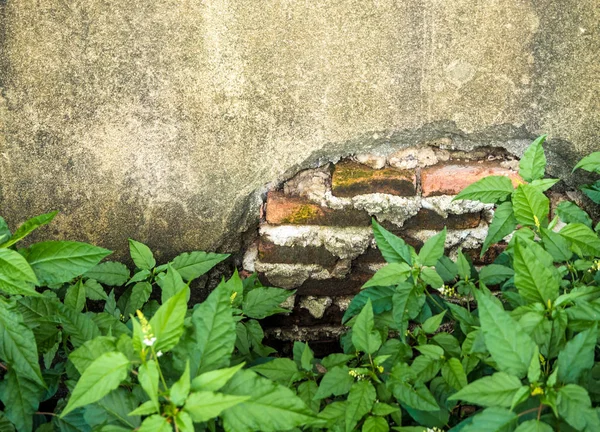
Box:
[156, 351, 163, 357]
[143, 336, 157, 347]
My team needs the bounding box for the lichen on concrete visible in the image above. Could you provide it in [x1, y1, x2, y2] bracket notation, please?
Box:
[299, 296, 333, 319]
[408, 225, 489, 250]
[351, 194, 421, 227]
[421, 195, 493, 218]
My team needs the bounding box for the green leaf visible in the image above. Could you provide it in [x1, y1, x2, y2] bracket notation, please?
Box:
[149, 286, 188, 353]
[298, 380, 320, 413]
[0, 370, 42, 432]
[242, 287, 293, 319]
[65, 280, 86, 312]
[69, 336, 117, 374]
[122, 282, 152, 318]
[529, 178, 560, 192]
[540, 228, 573, 262]
[557, 324, 597, 384]
[0, 211, 58, 248]
[54, 302, 101, 348]
[128, 239, 155, 270]
[352, 299, 382, 354]
[126, 269, 151, 285]
[514, 420, 554, 432]
[61, 352, 130, 417]
[519, 135, 547, 182]
[0, 217, 10, 245]
[420, 267, 444, 289]
[478, 265, 514, 286]
[221, 369, 319, 432]
[581, 180, 600, 204]
[418, 228, 447, 266]
[139, 360, 160, 412]
[184, 391, 250, 423]
[454, 176, 515, 204]
[0, 274, 40, 297]
[512, 184, 549, 227]
[556, 201, 593, 227]
[392, 381, 439, 412]
[513, 239, 559, 304]
[557, 384, 591, 431]
[362, 416, 389, 432]
[481, 202, 517, 256]
[345, 381, 377, 432]
[175, 411, 194, 432]
[137, 415, 171, 432]
[573, 151, 600, 174]
[363, 263, 411, 288]
[191, 363, 245, 392]
[170, 251, 229, 281]
[155, 264, 186, 304]
[441, 358, 467, 391]
[436, 255, 458, 282]
[422, 311, 446, 334]
[461, 407, 518, 432]
[448, 372, 523, 407]
[475, 291, 536, 378]
[372, 402, 400, 416]
[191, 285, 235, 375]
[300, 342, 314, 371]
[84, 261, 130, 286]
[527, 346, 541, 383]
[252, 358, 301, 386]
[560, 223, 600, 257]
[83, 278, 108, 301]
[26, 241, 112, 286]
[171, 361, 191, 406]
[314, 366, 355, 400]
[342, 286, 395, 323]
[0, 301, 45, 387]
[372, 219, 413, 265]
[0, 249, 39, 284]
[129, 400, 158, 417]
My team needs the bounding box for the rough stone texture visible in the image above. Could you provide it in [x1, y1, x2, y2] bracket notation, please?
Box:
[298, 296, 333, 319]
[421, 163, 522, 197]
[258, 239, 338, 267]
[1, 0, 598, 260]
[401, 208, 481, 231]
[332, 161, 416, 197]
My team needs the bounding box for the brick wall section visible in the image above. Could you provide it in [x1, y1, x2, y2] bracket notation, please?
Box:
[244, 144, 526, 342]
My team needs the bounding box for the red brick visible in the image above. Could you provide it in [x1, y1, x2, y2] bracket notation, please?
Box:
[421, 162, 522, 197]
[402, 209, 481, 230]
[258, 239, 338, 267]
[332, 160, 416, 197]
[265, 191, 370, 226]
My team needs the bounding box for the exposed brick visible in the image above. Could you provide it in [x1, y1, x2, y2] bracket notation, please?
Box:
[421, 162, 522, 197]
[260, 271, 371, 296]
[402, 209, 481, 230]
[261, 298, 344, 328]
[332, 160, 416, 197]
[463, 243, 508, 266]
[258, 239, 338, 267]
[265, 191, 370, 226]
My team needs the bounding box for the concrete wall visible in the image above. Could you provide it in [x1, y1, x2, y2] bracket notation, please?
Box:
[1, 0, 599, 260]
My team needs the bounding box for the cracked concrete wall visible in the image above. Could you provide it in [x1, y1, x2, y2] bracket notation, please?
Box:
[0, 0, 598, 260]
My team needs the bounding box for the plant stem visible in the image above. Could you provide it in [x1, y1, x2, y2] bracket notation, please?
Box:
[425, 289, 444, 312]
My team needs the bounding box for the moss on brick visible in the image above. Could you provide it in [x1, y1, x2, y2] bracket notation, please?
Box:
[281, 204, 322, 224]
[332, 160, 416, 197]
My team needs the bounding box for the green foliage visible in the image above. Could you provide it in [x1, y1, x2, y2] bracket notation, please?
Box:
[0, 136, 599, 431]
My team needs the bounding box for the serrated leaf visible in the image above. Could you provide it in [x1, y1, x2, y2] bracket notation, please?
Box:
[149, 286, 188, 353]
[514, 420, 554, 432]
[557, 324, 597, 384]
[26, 241, 112, 286]
[242, 287, 293, 319]
[461, 407, 518, 432]
[448, 372, 522, 407]
[540, 228, 573, 262]
[519, 135, 547, 182]
[300, 342, 314, 371]
[342, 286, 395, 323]
[527, 346, 541, 383]
[418, 228, 447, 266]
[362, 416, 389, 432]
[155, 264, 186, 304]
[478, 265, 514, 285]
[581, 180, 600, 204]
[83, 279, 108, 301]
[363, 263, 411, 289]
[529, 178, 559, 192]
[346, 381, 377, 432]
[0, 370, 42, 432]
[170, 251, 229, 281]
[190, 285, 235, 375]
[298, 381, 320, 413]
[65, 280, 86, 312]
[560, 223, 600, 257]
[0, 248, 39, 284]
[0, 301, 45, 387]
[556, 201, 593, 227]
[191, 363, 245, 392]
[170, 361, 191, 406]
[69, 336, 117, 374]
[481, 202, 517, 256]
[0, 273, 40, 297]
[454, 176, 515, 204]
[475, 291, 536, 378]
[352, 299, 382, 355]
[513, 239, 559, 304]
[138, 360, 160, 411]
[314, 366, 354, 400]
[0, 211, 58, 248]
[221, 369, 319, 432]
[129, 399, 158, 417]
[128, 239, 155, 270]
[184, 391, 249, 423]
[372, 219, 413, 265]
[137, 415, 171, 432]
[557, 384, 591, 430]
[175, 411, 194, 432]
[441, 358, 467, 391]
[421, 267, 444, 289]
[435, 255, 458, 282]
[61, 352, 130, 417]
[84, 261, 130, 286]
[573, 152, 600, 174]
[512, 184, 549, 227]
[392, 381, 439, 412]
[122, 282, 152, 318]
[251, 358, 301, 386]
[422, 311, 445, 334]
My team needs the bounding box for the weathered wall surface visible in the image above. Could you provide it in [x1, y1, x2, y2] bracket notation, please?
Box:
[0, 0, 598, 260]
